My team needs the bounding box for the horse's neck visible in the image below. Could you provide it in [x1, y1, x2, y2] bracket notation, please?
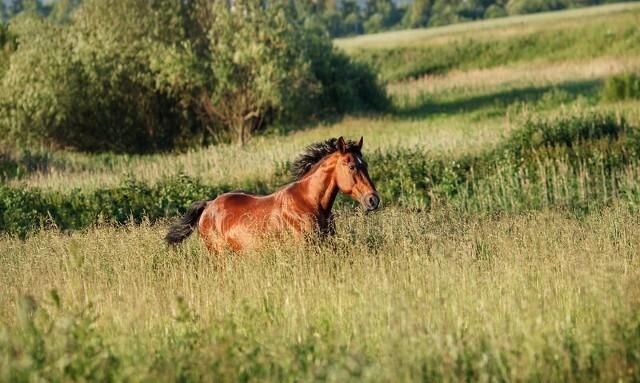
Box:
[291, 158, 338, 215]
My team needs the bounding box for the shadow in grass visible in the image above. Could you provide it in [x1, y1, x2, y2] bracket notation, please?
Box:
[0, 151, 59, 181]
[393, 79, 602, 119]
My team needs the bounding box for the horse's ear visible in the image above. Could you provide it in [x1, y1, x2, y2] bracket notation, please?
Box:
[337, 137, 346, 153]
[357, 136, 363, 150]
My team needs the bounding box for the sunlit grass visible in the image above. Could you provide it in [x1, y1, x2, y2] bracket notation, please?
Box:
[388, 56, 640, 99]
[5, 114, 510, 191]
[1, 206, 639, 380]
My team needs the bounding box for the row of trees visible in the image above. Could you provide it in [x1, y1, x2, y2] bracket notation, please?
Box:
[399, 0, 628, 29]
[0, 0, 387, 152]
[291, 0, 628, 36]
[2, 0, 629, 37]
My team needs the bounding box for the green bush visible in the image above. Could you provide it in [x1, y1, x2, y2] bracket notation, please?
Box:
[484, 4, 508, 18]
[0, 149, 66, 180]
[1, 10, 193, 152]
[369, 110, 634, 210]
[0, 176, 213, 238]
[502, 110, 627, 155]
[601, 73, 640, 101]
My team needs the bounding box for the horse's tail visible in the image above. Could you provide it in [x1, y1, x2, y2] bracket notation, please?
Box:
[165, 200, 208, 245]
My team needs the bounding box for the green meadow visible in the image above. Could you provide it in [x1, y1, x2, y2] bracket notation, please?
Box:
[2, 3, 640, 381]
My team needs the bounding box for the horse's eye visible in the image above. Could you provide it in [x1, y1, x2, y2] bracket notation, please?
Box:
[348, 164, 356, 171]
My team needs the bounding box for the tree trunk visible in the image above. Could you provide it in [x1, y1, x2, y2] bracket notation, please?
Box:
[239, 122, 245, 146]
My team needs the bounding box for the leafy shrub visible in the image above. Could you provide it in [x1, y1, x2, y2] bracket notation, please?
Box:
[369, 149, 469, 207]
[502, 110, 627, 156]
[0, 10, 192, 152]
[601, 73, 640, 101]
[0, 172, 288, 238]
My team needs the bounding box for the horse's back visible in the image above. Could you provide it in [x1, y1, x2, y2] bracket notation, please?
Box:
[201, 191, 277, 229]
[214, 191, 275, 210]
[197, 191, 281, 252]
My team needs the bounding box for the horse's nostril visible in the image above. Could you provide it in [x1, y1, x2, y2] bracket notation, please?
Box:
[368, 194, 380, 209]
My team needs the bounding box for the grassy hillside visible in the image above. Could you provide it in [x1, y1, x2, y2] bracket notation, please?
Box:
[2, 5, 640, 381]
[339, 3, 640, 82]
[334, 2, 640, 51]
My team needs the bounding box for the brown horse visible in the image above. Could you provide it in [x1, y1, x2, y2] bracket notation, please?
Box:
[165, 136, 380, 253]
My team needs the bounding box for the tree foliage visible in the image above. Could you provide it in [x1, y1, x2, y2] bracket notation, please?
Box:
[0, 0, 386, 152]
[181, 0, 317, 145]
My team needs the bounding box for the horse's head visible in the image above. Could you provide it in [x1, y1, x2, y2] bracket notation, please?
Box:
[334, 136, 380, 211]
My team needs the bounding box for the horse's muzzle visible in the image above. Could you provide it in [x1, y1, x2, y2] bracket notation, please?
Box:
[363, 193, 381, 211]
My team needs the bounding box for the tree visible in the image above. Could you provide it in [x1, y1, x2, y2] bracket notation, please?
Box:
[1, 2, 7, 23]
[340, 0, 363, 35]
[1, 0, 195, 152]
[0, 15, 83, 148]
[484, 4, 507, 18]
[63, 0, 199, 150]
[151, 0, 387, 145]
[49, 0, 82, 23]
[200, 1, 316, 145]
[363, 0, 399, 33]
[506, 0, 564, 15]
[402, 0, 432, 28]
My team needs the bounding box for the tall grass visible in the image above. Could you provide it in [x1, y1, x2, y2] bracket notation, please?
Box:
[1, 206, 639, 381]
[602, 72, 640, 101]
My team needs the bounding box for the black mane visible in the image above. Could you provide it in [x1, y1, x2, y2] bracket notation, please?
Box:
[291, 138, 361, 180]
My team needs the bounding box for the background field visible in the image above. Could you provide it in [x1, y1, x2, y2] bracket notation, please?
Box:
[2, 4, 640, 381]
